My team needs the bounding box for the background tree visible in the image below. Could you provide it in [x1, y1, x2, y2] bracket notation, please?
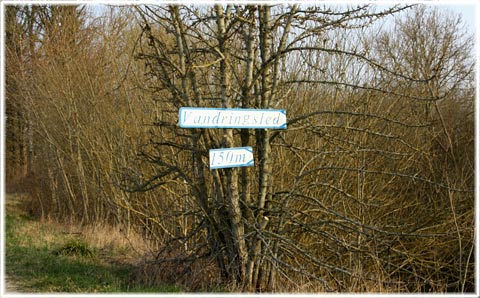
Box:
[5, 5, 39, 182]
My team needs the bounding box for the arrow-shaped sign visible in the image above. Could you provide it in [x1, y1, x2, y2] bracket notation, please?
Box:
[209, 147, 254, 170]
[179, 107, 287, 129]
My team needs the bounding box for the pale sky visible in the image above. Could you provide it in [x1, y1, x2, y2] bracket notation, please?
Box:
[437, 4, 477, 34]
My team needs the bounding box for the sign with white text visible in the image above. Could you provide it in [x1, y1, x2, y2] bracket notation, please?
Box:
[209, 147, 254, 170]
[179, 107, 287, 129]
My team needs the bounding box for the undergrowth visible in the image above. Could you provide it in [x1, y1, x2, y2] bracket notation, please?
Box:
[4, 193, 181, 293]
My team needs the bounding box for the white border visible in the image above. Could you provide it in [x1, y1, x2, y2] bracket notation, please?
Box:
[1, 1, 479, 298]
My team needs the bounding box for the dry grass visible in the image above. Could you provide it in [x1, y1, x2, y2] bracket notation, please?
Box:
[7, 192, 154, 263]
[61, 222, 152, 263]
[5, 193, 181, 293]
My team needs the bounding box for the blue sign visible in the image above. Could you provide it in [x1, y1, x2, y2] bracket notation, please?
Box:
[209, 147, 254, 170]
[179, 107, 287, 129]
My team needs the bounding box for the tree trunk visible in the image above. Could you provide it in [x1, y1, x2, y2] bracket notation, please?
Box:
[216, 5, 247, 286]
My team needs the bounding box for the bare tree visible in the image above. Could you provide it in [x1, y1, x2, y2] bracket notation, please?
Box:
[127, 4, 470, 291]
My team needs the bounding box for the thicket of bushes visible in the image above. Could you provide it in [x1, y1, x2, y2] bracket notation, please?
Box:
[5, 4, 475, 292]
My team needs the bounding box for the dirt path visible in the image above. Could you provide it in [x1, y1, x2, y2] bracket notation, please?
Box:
[5, 277, 21, 294]
[4, 193, 23, 294]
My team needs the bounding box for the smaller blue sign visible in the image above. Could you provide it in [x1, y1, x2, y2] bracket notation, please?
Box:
[209, 147, 254, 170]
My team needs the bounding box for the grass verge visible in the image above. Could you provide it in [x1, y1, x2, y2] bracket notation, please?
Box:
[4, 193, 181, 293]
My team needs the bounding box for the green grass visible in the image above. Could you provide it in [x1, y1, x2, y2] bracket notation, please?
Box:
[5, 201, 181, 293]
[52, 239, 95, 258]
